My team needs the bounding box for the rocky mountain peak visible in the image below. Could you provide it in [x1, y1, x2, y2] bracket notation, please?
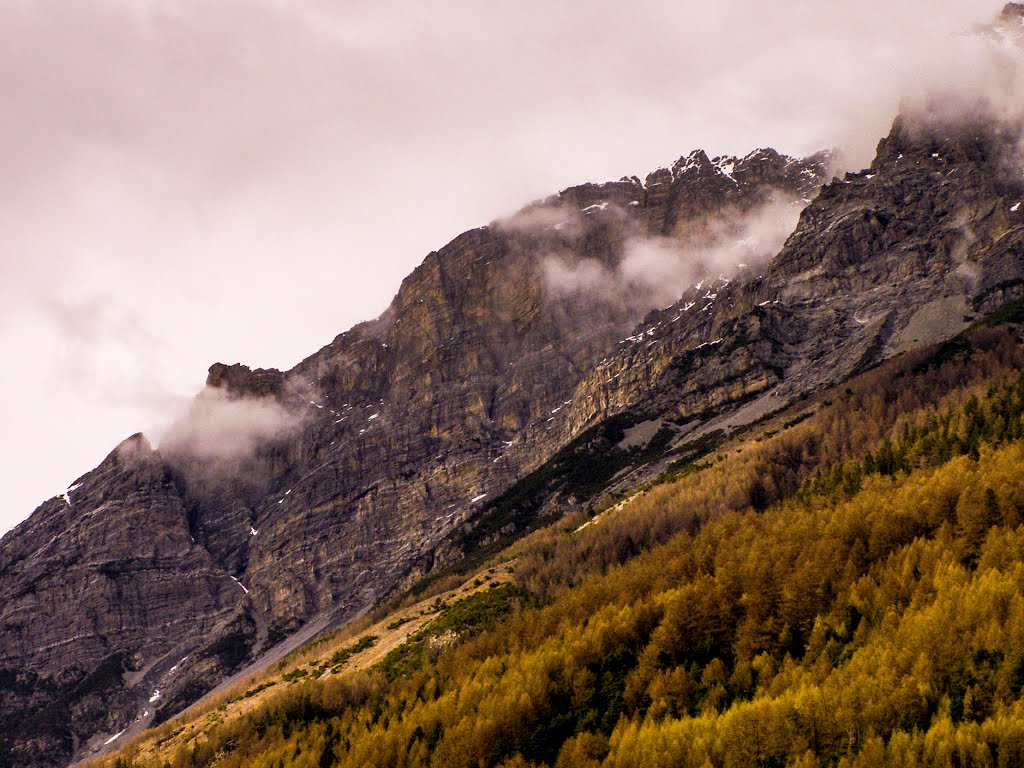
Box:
[1000, 2, 1024, 25]
[872, 112, 1022, 171]
[206, 362, 285, 399]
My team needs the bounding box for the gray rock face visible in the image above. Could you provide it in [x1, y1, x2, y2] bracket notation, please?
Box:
[548, 114, 1024, 458]
[0, 435, 241, 765]
[0, 147, 826, 767]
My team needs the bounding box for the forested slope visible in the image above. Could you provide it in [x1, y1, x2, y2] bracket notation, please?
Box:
[94, 310, 1024, 768]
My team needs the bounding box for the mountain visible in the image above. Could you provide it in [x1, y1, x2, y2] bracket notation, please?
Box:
[5, 63, 1024, 768]
[432, 111, 1024, 570]
[0, 146, 828, 768]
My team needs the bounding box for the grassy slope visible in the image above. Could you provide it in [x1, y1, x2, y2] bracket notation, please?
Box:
[98, 565, 518, 766]
[96, 316, 1024, 768]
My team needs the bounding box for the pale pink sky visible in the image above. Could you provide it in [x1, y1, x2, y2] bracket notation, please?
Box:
[0, 0, 1007, 535]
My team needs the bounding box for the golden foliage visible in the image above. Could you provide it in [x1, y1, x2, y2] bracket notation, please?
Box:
[98, 325, 1024, 768]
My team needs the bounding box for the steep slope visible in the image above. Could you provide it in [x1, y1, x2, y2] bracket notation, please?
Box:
[439, 111, 1024, 561]
[0, 148, 825, 768]
[94, 293, 1024, 768]
[577, 113, 1024, 436]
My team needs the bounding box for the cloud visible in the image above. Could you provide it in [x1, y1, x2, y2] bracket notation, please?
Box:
[493, 202, 586, 238]
[889, 13, 1024, 174]
[156, 387, 303, 464]
[542, 255, 616, 297]
[901, 12, 1024, 125]
[542, 195, 806, 306]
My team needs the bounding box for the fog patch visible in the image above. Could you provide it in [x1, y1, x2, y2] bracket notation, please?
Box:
[889, 8, 1024, 175]
[157, 386, 303, 463]
[905, 10, 1024, 126]
[112, 432, 154, 464]
[542, 255, 616, 296]
[493, 201, 586, 239]
[542, 194, 805, 307]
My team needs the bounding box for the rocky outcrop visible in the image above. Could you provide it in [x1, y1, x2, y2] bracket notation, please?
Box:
[543, 113, 1024, 451]
[0, 435, 241, 765]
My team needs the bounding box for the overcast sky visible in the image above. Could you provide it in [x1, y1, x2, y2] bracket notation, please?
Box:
[0, 0, 1008, 536]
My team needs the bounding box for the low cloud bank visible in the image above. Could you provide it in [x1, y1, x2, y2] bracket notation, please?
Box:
[157, 387, 303, 464]
[541, 195, 805, 307]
